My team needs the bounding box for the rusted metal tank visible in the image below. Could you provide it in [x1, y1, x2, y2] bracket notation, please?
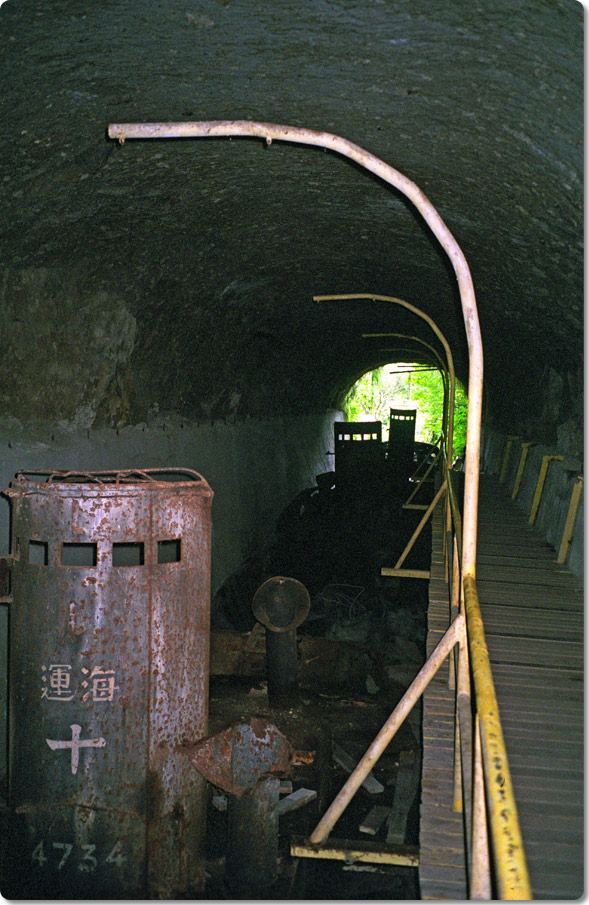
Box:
[2, 468, 213, 898]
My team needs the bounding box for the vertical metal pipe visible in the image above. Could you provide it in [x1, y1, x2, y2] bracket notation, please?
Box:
[529, 455, 563, 525]
[453, 706, 463, 813]
[448, 534, 460, 691]
[457, 579, 473, 866]
[511, 441, 535, 500]
[226, 777, 280, 894]
[471, 715, 492, 899]
[265, 629, 298, 705]
[557, 474, 583, 564]
[252, 576, 309, 706]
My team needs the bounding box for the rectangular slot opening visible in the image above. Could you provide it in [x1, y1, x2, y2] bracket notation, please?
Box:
[158, 539, 182, 564]
[62, 543, 97, 567]
[29, 540, 48, 566]
[112, 542, 144, 567]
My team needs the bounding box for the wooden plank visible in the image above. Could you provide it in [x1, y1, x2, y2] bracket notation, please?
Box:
[359, 805, 390, 836]
[421, 472, 583, 901]
[387, 750, 421, 844]
[290, 836, 419, 867]
[332, 742, 385, 795]
[484, 634, 583, 669]
[276, 787, 317, 815]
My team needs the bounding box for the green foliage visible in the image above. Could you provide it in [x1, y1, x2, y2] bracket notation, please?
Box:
[343, 364, 467, 458]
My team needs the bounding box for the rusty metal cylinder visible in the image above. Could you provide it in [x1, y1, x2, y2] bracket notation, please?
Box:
[3, 468, 213, 898]
[226, 776, 280, 894]
[265, 630, 298, 705]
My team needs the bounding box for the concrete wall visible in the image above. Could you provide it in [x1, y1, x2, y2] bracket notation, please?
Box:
[0, 409, 341, 794]
[481, 427, 583, 582]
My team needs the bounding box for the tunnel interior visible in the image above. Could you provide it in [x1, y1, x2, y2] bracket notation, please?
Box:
[0, 0, 583, 899]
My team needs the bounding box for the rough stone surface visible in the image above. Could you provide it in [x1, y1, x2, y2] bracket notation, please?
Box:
[0, 0, 583, 439]
[0, 267, 137, 426]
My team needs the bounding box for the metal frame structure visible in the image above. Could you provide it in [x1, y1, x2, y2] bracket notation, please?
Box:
[107, 119, 530, 898]
[365, 333, 449, 508]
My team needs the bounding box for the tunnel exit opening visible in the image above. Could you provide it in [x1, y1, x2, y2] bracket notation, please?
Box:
[344, 363, 468, 460]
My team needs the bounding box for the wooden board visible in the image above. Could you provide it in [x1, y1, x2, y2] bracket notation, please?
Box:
[419, 474, 584, 900]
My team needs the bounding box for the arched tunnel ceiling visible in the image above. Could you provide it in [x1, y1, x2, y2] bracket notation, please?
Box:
[0, 0, 583, 435]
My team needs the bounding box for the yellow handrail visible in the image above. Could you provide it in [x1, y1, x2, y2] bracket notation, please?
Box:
[463, 575, 532, 899]
[445, 447, 531, 898]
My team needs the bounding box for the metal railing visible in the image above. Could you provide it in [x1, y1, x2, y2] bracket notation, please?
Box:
[107, 119, 531, 897]
[492, 433, 583, 566]
[299, 449, 531, 898]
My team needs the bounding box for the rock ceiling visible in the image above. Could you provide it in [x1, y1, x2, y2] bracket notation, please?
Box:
[0, 0, 583, 431]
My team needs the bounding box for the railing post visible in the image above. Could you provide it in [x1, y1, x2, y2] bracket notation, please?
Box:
[511, 441, 535, 500]
[529, 455, 564, 525]
[499, 435, 520, 484]
[457, 629, 473, 865]
[470, 714, 491, 899]
[448, 534, 460, 691]
[557, 474, 583, 564]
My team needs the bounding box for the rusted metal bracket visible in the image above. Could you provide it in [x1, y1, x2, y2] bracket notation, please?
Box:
[189, 718, 295, 894]
[499, 435, 521, 484]
[529, 455, 564, 525]
[511, 441, 536, 500]
[557, 474, 583, 564]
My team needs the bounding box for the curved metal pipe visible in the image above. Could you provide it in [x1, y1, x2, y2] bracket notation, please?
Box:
[107, 118, 483, 577]
[322, 294, 456, 467]
[365, 331, 450, 452]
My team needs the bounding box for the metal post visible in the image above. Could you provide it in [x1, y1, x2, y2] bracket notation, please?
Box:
[457, 625, 473, 865]
[470, 715, 492, 899]
[499, 436, 520, 484]
[252, 576, 310, 706]
[448, 534, 460, 691]
[265, 630, 298, 705]
[557, 474, 583, 564]
[226, 776, 281, 894]
[453, 573, 466, 813]
[453, 710, 463, 813]
[511, 441, 535, 500]
[529, 455, 564, 525]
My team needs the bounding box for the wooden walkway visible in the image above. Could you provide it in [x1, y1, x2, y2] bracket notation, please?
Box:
[419, 473, 584, 899]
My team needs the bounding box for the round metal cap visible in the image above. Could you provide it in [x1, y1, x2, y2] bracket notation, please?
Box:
[252, 576, 310, 633]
